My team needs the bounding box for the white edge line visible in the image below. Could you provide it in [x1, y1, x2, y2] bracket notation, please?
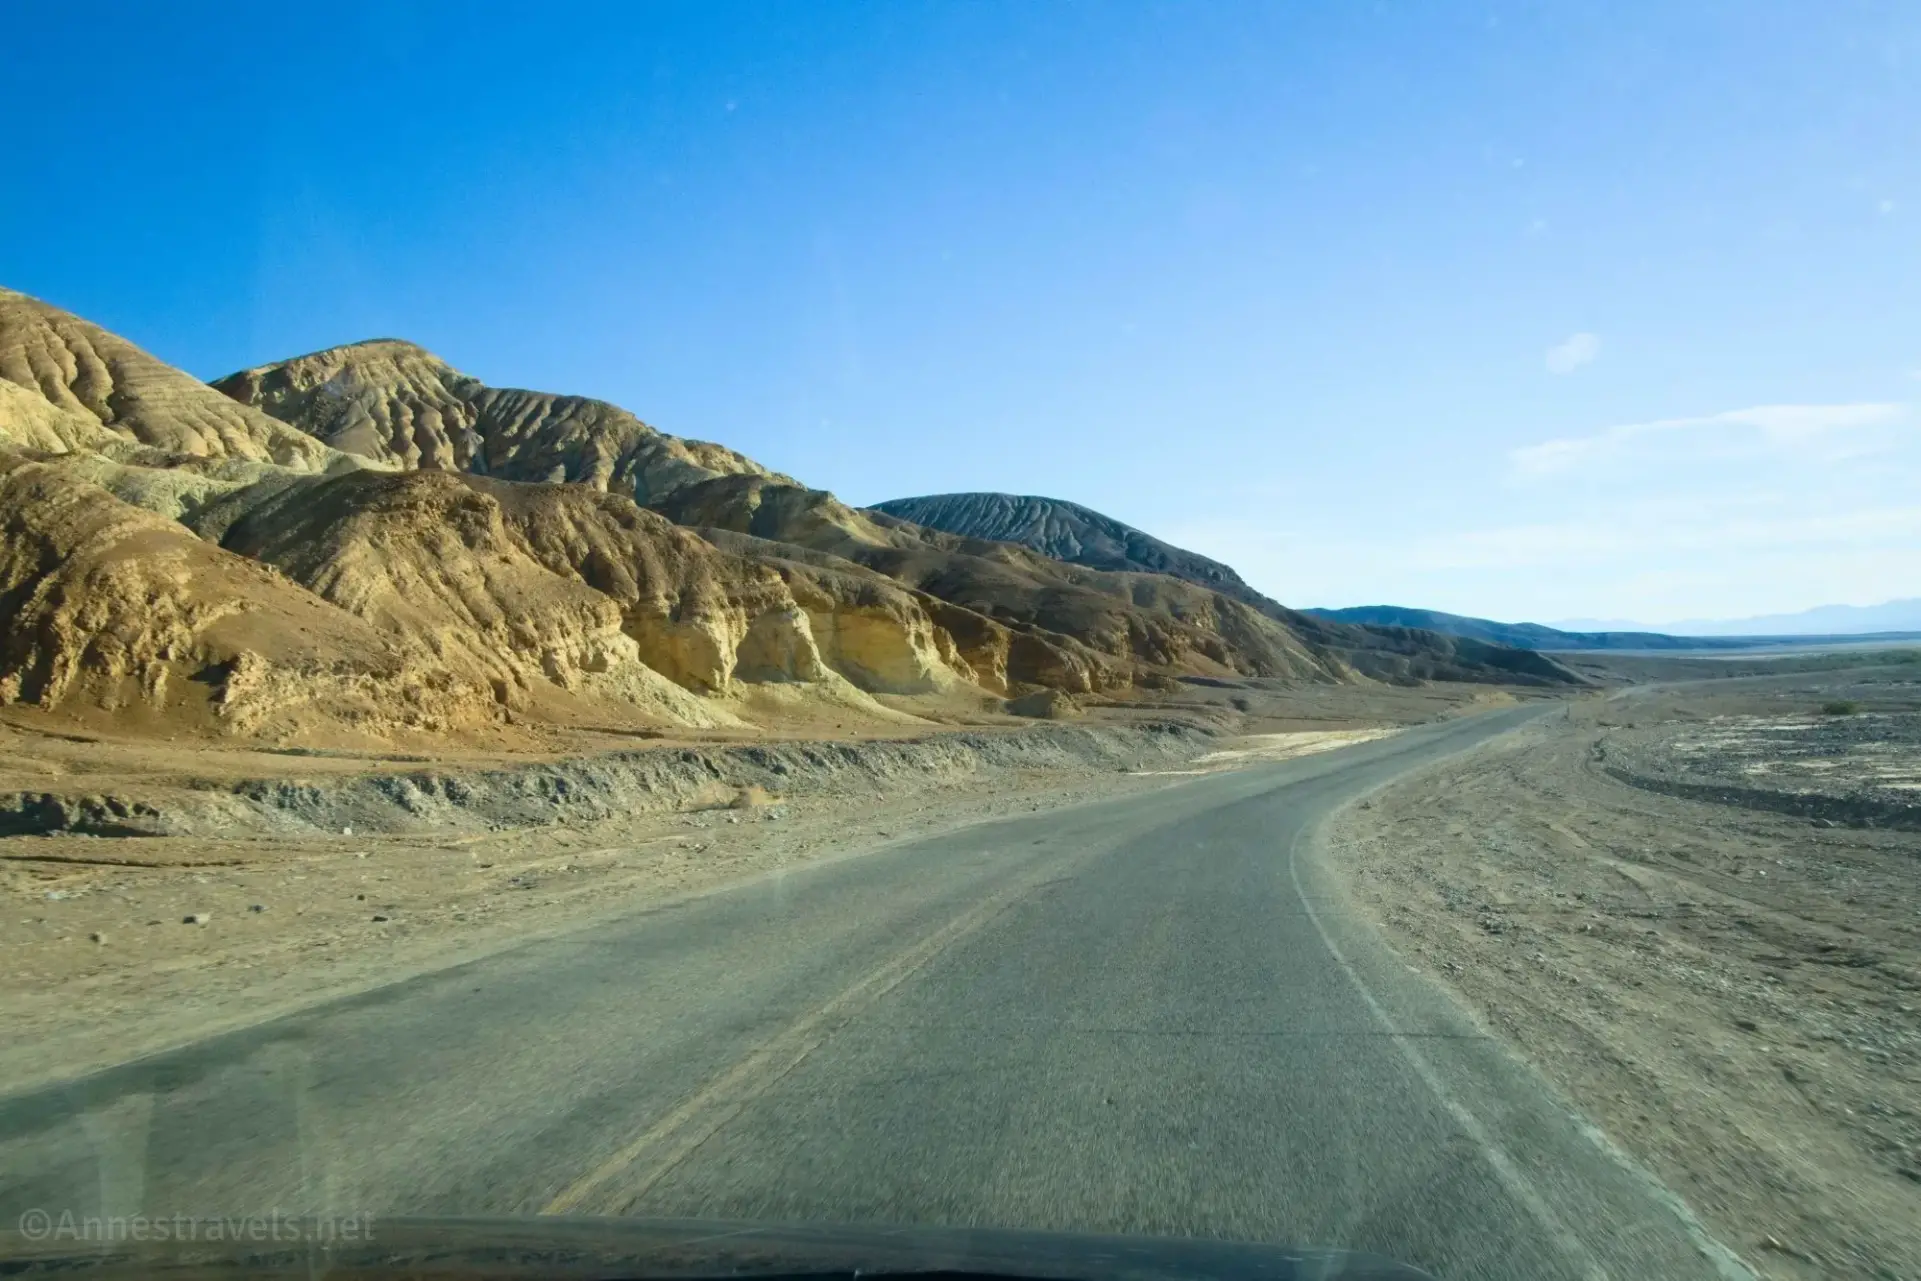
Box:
[1289, 761, 1759, 1281]
[1285, 820, 1609, 1281]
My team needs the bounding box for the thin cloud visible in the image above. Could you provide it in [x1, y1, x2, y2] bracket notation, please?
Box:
[1510, 403, 1905, 477]
[1411, 503, 1921, 571]
[1544, 332, 1600, 374]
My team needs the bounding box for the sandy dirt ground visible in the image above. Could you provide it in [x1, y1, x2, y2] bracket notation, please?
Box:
[1, 763, 1169, 1094]
[0, 670, 1475, 1098]
[1133, 728, 1400, 774]
[1324, 668, 1921, 1280]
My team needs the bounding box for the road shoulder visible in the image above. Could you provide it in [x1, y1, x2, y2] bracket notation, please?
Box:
[1315, 705, 1921, 1280]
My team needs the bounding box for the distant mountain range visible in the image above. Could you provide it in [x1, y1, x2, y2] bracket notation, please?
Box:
[1302, 607, 1737, 652]
[1552, 599, 1921, 637]
[865, 495, 1911, 660]
[1310, 605, 1921, 652]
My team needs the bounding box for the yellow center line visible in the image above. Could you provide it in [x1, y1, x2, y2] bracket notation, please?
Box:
[540, 872, 1047, 1215]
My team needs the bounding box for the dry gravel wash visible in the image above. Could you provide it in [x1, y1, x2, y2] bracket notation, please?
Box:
[1325, 701, 1921, 1280]
[0, 707, 1748, 1281]
[1599, 708, 1921, 832]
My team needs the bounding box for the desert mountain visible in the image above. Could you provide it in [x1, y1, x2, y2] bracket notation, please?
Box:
[648, 474, 1338, 688]
[0, 292, 994, 742]
[0, 288, 341, 472]
[219, 341, 1581, 690]
[216, 342, 1431, 691]
[212, 339, 784, 501]
[0, 287, 1577, 748]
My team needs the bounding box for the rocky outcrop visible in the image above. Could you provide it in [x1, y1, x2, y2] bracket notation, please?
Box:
[0, 444, 990, 739]
[209, 468, 703, 716]
[193, 465, 987, 707]
[1005, 688, 1081, 720]
[690, 528, 1035, 695]
[655, 475, 1341, 688]
[0, 451, 493, 740]
[467, 475, 978, 698]
[468, 476, 816, 693]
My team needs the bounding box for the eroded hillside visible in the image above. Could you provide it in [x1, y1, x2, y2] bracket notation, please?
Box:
[0, 289, 340, 470]
[0, 294, 994, 743]
[212, 338, 784, 500]
[869, 490, 1581, 689]
[218, 340, 1543, 693]
[211, 344, 1367, 693]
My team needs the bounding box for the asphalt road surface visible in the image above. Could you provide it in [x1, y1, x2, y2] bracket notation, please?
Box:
[0, 707, 1749, 1280]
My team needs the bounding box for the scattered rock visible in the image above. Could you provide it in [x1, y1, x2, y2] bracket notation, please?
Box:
[1005, 689, 1082, 720]
[731, 785, 778, 809]
[183, 913, 209, 925]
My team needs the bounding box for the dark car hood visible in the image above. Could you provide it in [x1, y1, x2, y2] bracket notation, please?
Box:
[0, 1216, 1435, 1280]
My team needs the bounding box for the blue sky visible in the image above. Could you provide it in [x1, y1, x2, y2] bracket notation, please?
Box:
[4, 1, 1917, 623]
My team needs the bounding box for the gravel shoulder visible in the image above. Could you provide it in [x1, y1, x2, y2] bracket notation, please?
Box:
[1322, 681, 1921, 1280]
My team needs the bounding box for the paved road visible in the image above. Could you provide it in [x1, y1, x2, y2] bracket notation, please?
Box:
[0, 707, 1745, 1280]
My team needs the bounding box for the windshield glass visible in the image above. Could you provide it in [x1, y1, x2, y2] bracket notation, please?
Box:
[2, 4, 1916, 1280]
